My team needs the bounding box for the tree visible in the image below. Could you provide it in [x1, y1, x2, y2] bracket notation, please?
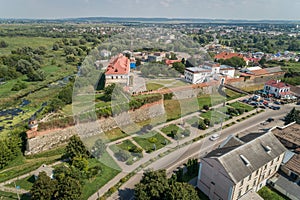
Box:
[172, 62, 186, 74]
[219, 57, 246, 68]
[0, 140, 12, 169]
[55, 176, 82, 200]
[91, 139, 106, 159]
[58, 83, 73, 104]
[135, 170, 169, 200]
[198, 119, 207, 130]
[284, 108, 300, 125]
[115, 149, 130, 162]
[72, 156, 89, 172]
[65, 135, 90, 161]
[30, 172, 57, 200]
[135, 170, 200, 200]
[11, 80, 27, 91]
[53, 43, 59, 51]
[166, 182, 199, 200]
[0, 40, 8, 48]
[27, 68, 45, 81]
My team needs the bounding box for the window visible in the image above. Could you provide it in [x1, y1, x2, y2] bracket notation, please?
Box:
[246, 185, 249, 192]
[253, 179, 257, 187]
[248, 174, 252, 181]
[240, 179, 244, 186]
[268, 169, 271, 176]
[256, 170, 259, 176]
[277, 156, 280, 162]
[238, 190, 242, 197]
[275, 89, 278, 92]
[264, 165, 267, 170]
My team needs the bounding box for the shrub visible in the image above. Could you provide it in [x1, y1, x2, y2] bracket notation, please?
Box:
[148, 137, 157, 143]
[203, 105, 210, 110]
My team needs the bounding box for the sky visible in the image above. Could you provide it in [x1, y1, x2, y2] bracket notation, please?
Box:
[0, 0, 300, 20]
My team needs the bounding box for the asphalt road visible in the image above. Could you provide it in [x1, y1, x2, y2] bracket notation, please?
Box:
[109, 103, 299, 200]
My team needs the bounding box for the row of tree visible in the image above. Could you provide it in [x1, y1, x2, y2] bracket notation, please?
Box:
[0, 135, 21, 169]
[135, 169, 200, 200]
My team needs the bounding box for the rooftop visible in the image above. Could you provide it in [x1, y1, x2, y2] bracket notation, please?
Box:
[284, 154, 300, 175]
[265, 80, 290, 88]
[204, 132, 287, 183]
[272, 122, 300, 147]
[105, 54, 130, 75]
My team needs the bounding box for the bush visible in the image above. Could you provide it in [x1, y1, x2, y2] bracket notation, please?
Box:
[11, 81, 27, 91]
[203, 105, 210, 111]
[148, 137, 157, 143]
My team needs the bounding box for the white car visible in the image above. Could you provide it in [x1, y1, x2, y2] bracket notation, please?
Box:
[209, 134, 220, 141]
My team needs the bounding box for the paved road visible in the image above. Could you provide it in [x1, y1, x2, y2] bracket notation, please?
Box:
[108, 103, 298, 200]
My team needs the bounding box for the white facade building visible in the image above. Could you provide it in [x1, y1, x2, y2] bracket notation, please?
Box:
[184, 63, 235, 84]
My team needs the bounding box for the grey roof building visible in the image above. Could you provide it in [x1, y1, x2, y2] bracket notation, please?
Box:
[197, 132, 287, 200]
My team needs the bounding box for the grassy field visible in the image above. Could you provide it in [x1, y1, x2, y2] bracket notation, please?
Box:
[225, 89, 245, 100]
[0, 190, 30, 200]
[81, 156, 120, 200]
[133, 131, 170, 153]
[6, 175, 35, 190]
[146, 82, 164, 91]
[0, 36, 61, 55]
[229, 101, 254, 112]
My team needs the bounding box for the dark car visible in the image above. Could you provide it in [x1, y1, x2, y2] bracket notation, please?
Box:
[266, 118, 274, 122]
[259, 105, 266, 109]
[274, 101, 281, 105]
[273, 106, 280, 110]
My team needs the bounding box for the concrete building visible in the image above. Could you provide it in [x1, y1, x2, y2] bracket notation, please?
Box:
[105, 54, 130, 86]
[197, 132, 286, 200]
[184, 62, 235, 84]
[148, 55, 163, 62]
[263, 80, 291, 99]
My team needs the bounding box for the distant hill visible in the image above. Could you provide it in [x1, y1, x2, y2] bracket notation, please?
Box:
[1, 17, 300, 24]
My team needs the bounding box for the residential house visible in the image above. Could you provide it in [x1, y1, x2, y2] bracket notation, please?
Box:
[105, 54, 130, 86]
[148, 55, 163, 62]
[263, 80, 291, 99]
[33, 164, 54, 180]
[197, 132, 286, 200]
[100, 49, 111, 58]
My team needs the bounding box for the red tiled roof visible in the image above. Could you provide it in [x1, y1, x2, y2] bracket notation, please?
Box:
[265, 80, 290, 89]
[105, 54, 130, 75]
[251, 69, 268, 76]
[165, 59, 182, 65]
[214, 52, 246, 61]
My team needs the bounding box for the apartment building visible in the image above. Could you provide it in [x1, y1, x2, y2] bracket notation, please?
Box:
[197, 132, 286, 200]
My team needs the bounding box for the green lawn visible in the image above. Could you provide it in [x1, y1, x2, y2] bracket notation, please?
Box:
[229, 101, 254, 112]
[160, 124, 187, 140]
[6, 175, 35, 191]
[110, 140, 143, 164]
[81, 156, 120, 200]
[225, 89, 245, 100]
[258, 186, 287, 200]
[133, 131, 170, 153]
[185, 117, 200, 125]
[0, 190, 30, 200]
[200, 110, 228, 125]
[146, 82, 164, 91]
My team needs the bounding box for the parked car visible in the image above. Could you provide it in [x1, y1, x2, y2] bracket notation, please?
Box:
[272, 106, 280, 110]
[274, 101, 281, 105]
[209, 134, 220, 141]
[259, 105, 266, 109]
[261, 118, 274, 125]
[265, 98, 271, 101]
